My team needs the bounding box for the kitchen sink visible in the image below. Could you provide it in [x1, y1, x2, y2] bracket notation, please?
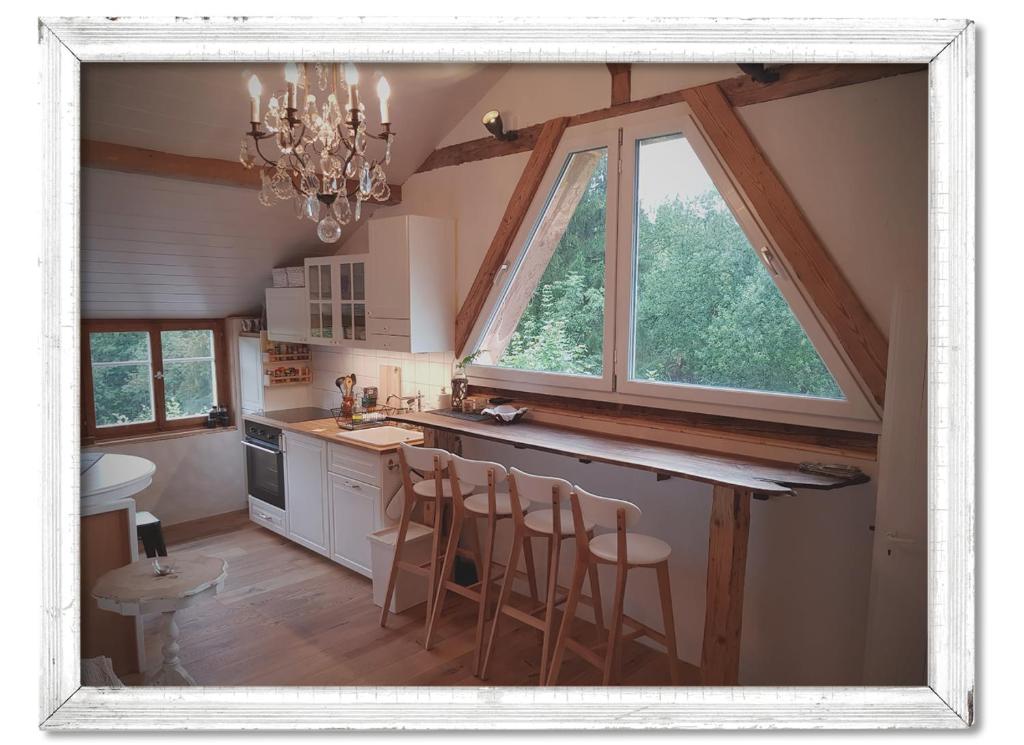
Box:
[335, 425, 422, 447]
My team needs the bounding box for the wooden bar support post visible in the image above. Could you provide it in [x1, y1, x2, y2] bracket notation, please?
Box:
[701, 485, 752, 685]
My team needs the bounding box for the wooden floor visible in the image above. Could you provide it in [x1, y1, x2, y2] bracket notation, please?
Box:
[129, 521, 701, 686]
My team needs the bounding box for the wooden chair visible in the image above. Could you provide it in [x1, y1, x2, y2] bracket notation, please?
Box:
[423, 454, 539, 676]
[479, 467, 604, 685]
[547, 485, 680, 685]
[379, 443, 476, 639]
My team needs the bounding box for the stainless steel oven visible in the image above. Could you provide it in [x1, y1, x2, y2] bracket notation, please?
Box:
[242, 420, 285, 512]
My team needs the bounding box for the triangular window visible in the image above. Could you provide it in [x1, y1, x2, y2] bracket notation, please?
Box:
[468, 106, 879, 426]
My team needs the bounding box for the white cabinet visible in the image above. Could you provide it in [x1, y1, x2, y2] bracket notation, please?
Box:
[238, 336, 264, 414]
[283, 433, 329, 556]
[328, 473, 378, 576]
[368, 215, 454, 353]
[266, 287, 309, 343]
[304, 254, 369, 347]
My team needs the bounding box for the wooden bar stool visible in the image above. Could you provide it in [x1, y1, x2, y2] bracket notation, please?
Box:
[379, 443, 477, 640]
[423, 454, 539, 676]
[547, 485, 680, 685]
[479, 467, 604, 685]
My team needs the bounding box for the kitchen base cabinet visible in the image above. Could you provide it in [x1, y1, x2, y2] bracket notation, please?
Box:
[328, 473, 378, 577]
[283, 433, 329, 556]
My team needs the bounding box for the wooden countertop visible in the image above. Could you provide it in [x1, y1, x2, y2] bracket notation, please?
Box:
[245, 414, 423, 453]
[389, 411, 868, 496]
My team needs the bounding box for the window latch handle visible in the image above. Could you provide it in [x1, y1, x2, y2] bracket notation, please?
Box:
[760, 247, 781, 277]
[154, 370, 164, 380]
[493, 262, 510, 285]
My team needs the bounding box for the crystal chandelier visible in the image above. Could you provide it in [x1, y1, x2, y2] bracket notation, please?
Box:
[240, 63, 394, 243]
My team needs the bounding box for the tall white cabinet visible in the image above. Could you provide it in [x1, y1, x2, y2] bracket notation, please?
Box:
[238, 336, 264, 414]
[368, 215, 454, 353]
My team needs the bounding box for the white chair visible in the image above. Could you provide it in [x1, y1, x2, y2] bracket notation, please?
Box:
[379, 443, 477, 640]
[547, 485, 679, 685]
[424, 454, 539, 676]
[479, 467, 604, 685]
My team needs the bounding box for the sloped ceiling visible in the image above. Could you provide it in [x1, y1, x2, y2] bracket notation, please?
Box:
[81, 62, 508, 318]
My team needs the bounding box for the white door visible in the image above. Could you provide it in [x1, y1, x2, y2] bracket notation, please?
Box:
[328, 472, 377, 577]
[238, 336, 264, 414]
[284, 433, 329, 556]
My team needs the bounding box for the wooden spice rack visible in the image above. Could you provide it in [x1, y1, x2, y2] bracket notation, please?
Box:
[264, 352, 312, 363]
[264, 373, 312, 386]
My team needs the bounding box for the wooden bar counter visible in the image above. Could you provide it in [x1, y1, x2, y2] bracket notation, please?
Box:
[389, 410, 868, 685]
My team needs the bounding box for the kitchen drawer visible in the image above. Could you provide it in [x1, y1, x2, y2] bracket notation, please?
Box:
[368, 317, 411, 336]
[328, 441, 381, 485]
[249, 497, 287, 536]
[368, 333, 412, 353]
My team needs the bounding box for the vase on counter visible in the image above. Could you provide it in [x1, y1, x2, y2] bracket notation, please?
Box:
[451, 372, 468, 412]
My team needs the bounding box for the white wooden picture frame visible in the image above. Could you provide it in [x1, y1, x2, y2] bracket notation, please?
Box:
[39, 16, 974, 730]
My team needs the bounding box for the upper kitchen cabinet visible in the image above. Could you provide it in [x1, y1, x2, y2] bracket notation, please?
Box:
[265, 287, 309, 344]
[367, 215, 454, 353]
[304, 254, 369, 347]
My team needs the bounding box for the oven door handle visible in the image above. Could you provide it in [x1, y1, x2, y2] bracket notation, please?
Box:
[242, 439, 280, 456]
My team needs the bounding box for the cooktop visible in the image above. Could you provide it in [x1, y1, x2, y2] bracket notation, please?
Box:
[262, 407, 333, 424]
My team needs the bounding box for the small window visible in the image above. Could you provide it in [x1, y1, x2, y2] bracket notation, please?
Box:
[628, 134, 843, 399]
[477, 147, 609, 378]
[83, 320, 229, 441]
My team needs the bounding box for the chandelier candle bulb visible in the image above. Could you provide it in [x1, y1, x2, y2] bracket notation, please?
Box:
[247, 75, 262, 123]
[344, 63, 359, 110]
[377, 77, 391, 124]
[284, 63, 299, 110]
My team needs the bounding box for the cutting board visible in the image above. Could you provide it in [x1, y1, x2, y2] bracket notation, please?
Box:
[379, 364, 402, 406]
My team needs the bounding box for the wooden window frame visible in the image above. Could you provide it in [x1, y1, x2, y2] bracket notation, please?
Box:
[81, 318, 230, 444]
[466, 104, 882, 432]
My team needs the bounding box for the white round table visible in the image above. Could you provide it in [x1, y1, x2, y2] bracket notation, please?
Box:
[92, 555, 227, 686]
[81, 453, 156, 502]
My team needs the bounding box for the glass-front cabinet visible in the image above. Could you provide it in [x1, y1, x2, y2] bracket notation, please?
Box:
[303, 254, 369, 346]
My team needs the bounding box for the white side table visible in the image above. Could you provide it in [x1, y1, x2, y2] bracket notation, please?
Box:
[92, 555, 227, 686]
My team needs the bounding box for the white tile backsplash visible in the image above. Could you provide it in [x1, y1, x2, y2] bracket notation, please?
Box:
[311, 346, 455, 411]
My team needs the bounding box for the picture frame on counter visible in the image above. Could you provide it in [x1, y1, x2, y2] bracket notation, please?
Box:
[40, 15, 973, 731]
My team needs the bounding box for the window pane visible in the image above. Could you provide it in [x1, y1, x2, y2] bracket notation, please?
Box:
[353, 263, 365, 301]
[341, 305, 353, 339]
[338, 263, 350, 301]
[308, 265, 320, 298]
[92, 364, 155, 426]
[321, 302, 333, 338]
[320, 265, 332, 299]
[354, 303, 366, 341]
[479, 148, 608, 377]
[160, 329, 212, 359]
[90, 331, 155, 427]
[89, 331, 149, 364]
[164, 359, 216, 419]
[630, 134, 843, 399]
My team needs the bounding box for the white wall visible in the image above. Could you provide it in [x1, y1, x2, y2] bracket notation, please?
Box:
[337, 66, 927, 684]
[84, 429, 246, 526]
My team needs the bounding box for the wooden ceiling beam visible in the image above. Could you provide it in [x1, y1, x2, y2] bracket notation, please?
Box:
[682, 83, 889, 408]
[415, 63, 925, 175]
[454, 117, 570, 354]
[606, 63, 631, 106]
[81, 140, 402, 206]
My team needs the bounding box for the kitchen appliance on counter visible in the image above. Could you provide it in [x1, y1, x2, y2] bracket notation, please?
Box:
[242, 419, 287, 533]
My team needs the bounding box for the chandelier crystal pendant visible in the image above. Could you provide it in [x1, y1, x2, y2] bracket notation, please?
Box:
[240, 63, 394, 243]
